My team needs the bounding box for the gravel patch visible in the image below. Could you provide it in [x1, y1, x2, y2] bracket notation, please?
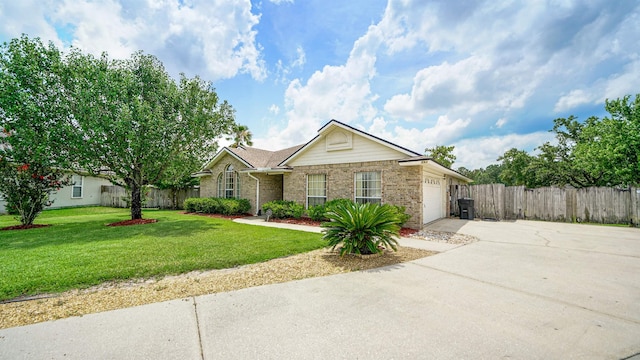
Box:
[410, 229, 478, 245]
[0, 246, 435, 329]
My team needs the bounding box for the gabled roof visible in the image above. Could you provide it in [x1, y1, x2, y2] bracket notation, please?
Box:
[201, 144, 303, 172]
[278, 119, 422, 166]
[228, 144, 304, 169]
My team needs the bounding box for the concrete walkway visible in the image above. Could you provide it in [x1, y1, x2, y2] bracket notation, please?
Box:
[1, 219, 639, 359]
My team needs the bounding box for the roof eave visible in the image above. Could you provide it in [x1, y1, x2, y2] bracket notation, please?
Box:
[399, 159, 473, 183]
[240, 168, 293, 175]
[202, 147, 253, 170]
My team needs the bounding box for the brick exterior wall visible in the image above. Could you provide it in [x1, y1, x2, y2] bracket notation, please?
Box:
[252, 173, 283, 214]
[283, 160, 423, 229]
[199, 155, 285, 214]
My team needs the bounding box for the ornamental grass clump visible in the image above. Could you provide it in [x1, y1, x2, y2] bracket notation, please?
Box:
[321, 201, 400, 256]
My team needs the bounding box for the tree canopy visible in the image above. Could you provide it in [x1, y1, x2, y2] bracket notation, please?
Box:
[425, 145, 456, 168]
[64, 50, 235, 219]
[0, 36, 73, 225]
[459, 94, 640, 188]
[1, 35, 236, 221]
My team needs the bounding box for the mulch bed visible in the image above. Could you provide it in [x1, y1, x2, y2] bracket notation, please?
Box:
[0, 224, 51, 231]
[271, 218, 322, 226]
[106, 219, 158, 227]
[182, 212, 253, 220]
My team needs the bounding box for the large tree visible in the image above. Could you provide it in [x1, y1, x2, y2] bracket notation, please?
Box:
[457, 164, 503, 184]
[532, 96, 640, 188]
[425, 145, 456, 168]
[64, 50, 235, 219]
[0, 36, 73, 225]
[572, 95, 640, 186]
[497, 148, 535, 187]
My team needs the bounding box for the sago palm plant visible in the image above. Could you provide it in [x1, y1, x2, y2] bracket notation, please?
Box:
[321, 201, 400, 256]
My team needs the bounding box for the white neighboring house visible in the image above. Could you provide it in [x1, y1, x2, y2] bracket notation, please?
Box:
[0, 173, 113, 214]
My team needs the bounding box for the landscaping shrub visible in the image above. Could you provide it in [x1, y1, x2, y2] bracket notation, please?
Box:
[322, 201, 400, 256]
[306, 204, 326, 221]
[217, 198, 251, 215]
[262, 200, 304, 219]
[382, 204, 411, 227]
[307, 198, 354, 221]
[184, 197, 250, 215]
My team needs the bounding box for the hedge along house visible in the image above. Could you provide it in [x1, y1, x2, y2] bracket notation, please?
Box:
[195, 120, 472, 229]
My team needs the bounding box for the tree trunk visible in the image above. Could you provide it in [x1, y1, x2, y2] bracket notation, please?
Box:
[130, 183, 143, 219]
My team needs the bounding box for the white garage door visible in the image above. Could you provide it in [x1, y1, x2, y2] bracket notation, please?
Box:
[422, 177, 443, 224]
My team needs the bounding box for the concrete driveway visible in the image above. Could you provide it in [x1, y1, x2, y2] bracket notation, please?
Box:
[1, 219, 639, 359]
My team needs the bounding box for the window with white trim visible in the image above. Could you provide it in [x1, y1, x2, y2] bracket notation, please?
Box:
[354, 171, 381, 204]
[217, 173, 224, 197]
[71, 175, 83, 198]
[219, 164, 239, 198]
[307, 174, 327, 207]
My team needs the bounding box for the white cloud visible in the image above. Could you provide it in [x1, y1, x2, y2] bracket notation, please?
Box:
[291, 46, 306, 68]
[274, 46, 306, 84]
[453, 132, 555, 170]
[554, 89, 596, 113]
[9, 0, 267, 82]
[268, 104, 280, 115]
[494, 118, 507, 128]
[366, 116, 471, 154]
[0, 0, 64, 47]
[379, 0, 640, 126]
[53, 0, 139, 59]
[269, 0, 294, 4]
[259, 21, 384, 149]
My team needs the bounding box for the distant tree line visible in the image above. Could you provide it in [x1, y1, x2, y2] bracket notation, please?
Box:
[426, 94, 640, 188]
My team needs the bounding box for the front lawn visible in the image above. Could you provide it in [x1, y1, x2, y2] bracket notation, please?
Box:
[0, 207, 325, 301]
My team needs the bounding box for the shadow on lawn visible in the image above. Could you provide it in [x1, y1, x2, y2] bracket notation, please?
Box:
[0, 216, 222, 250]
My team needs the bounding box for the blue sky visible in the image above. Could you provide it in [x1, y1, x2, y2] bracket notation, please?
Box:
[1, 0, 638, 169]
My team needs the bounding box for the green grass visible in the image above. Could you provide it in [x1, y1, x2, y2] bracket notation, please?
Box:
[0, 207, 325, 301]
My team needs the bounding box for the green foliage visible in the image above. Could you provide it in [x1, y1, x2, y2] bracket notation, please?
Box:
[572, 95, 640, 187]
[306, 204, 326, 221]
[184, 197, 250, 215]
[0, 207, 324, 301]
[425, 145, 456, 168]
[462, 94, 640, 188]
[0, 36, 73, 225]
[457, 164, 503, 184]
[62, 47, 235, 220]
[0, 161, 71, 225]
[497, 148, 535, 187]
[308, 200, 410, 227]
[383, 204, 411, 227]
[321, 202, 400, 256]
[0, 35, 236, 221]
[262, 200, 304, 219]
[307, 198, 354, 221]
[227, 124, 253, 148]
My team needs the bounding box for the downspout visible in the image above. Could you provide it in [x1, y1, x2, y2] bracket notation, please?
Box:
[246, 172, 260, 215]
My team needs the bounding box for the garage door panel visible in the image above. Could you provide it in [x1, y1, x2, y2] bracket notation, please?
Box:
[423, 177, 442, 224]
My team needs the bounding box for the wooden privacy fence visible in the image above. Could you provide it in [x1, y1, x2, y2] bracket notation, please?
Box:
[100, 185, 199, 210]
[451, 184, 640, 226]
